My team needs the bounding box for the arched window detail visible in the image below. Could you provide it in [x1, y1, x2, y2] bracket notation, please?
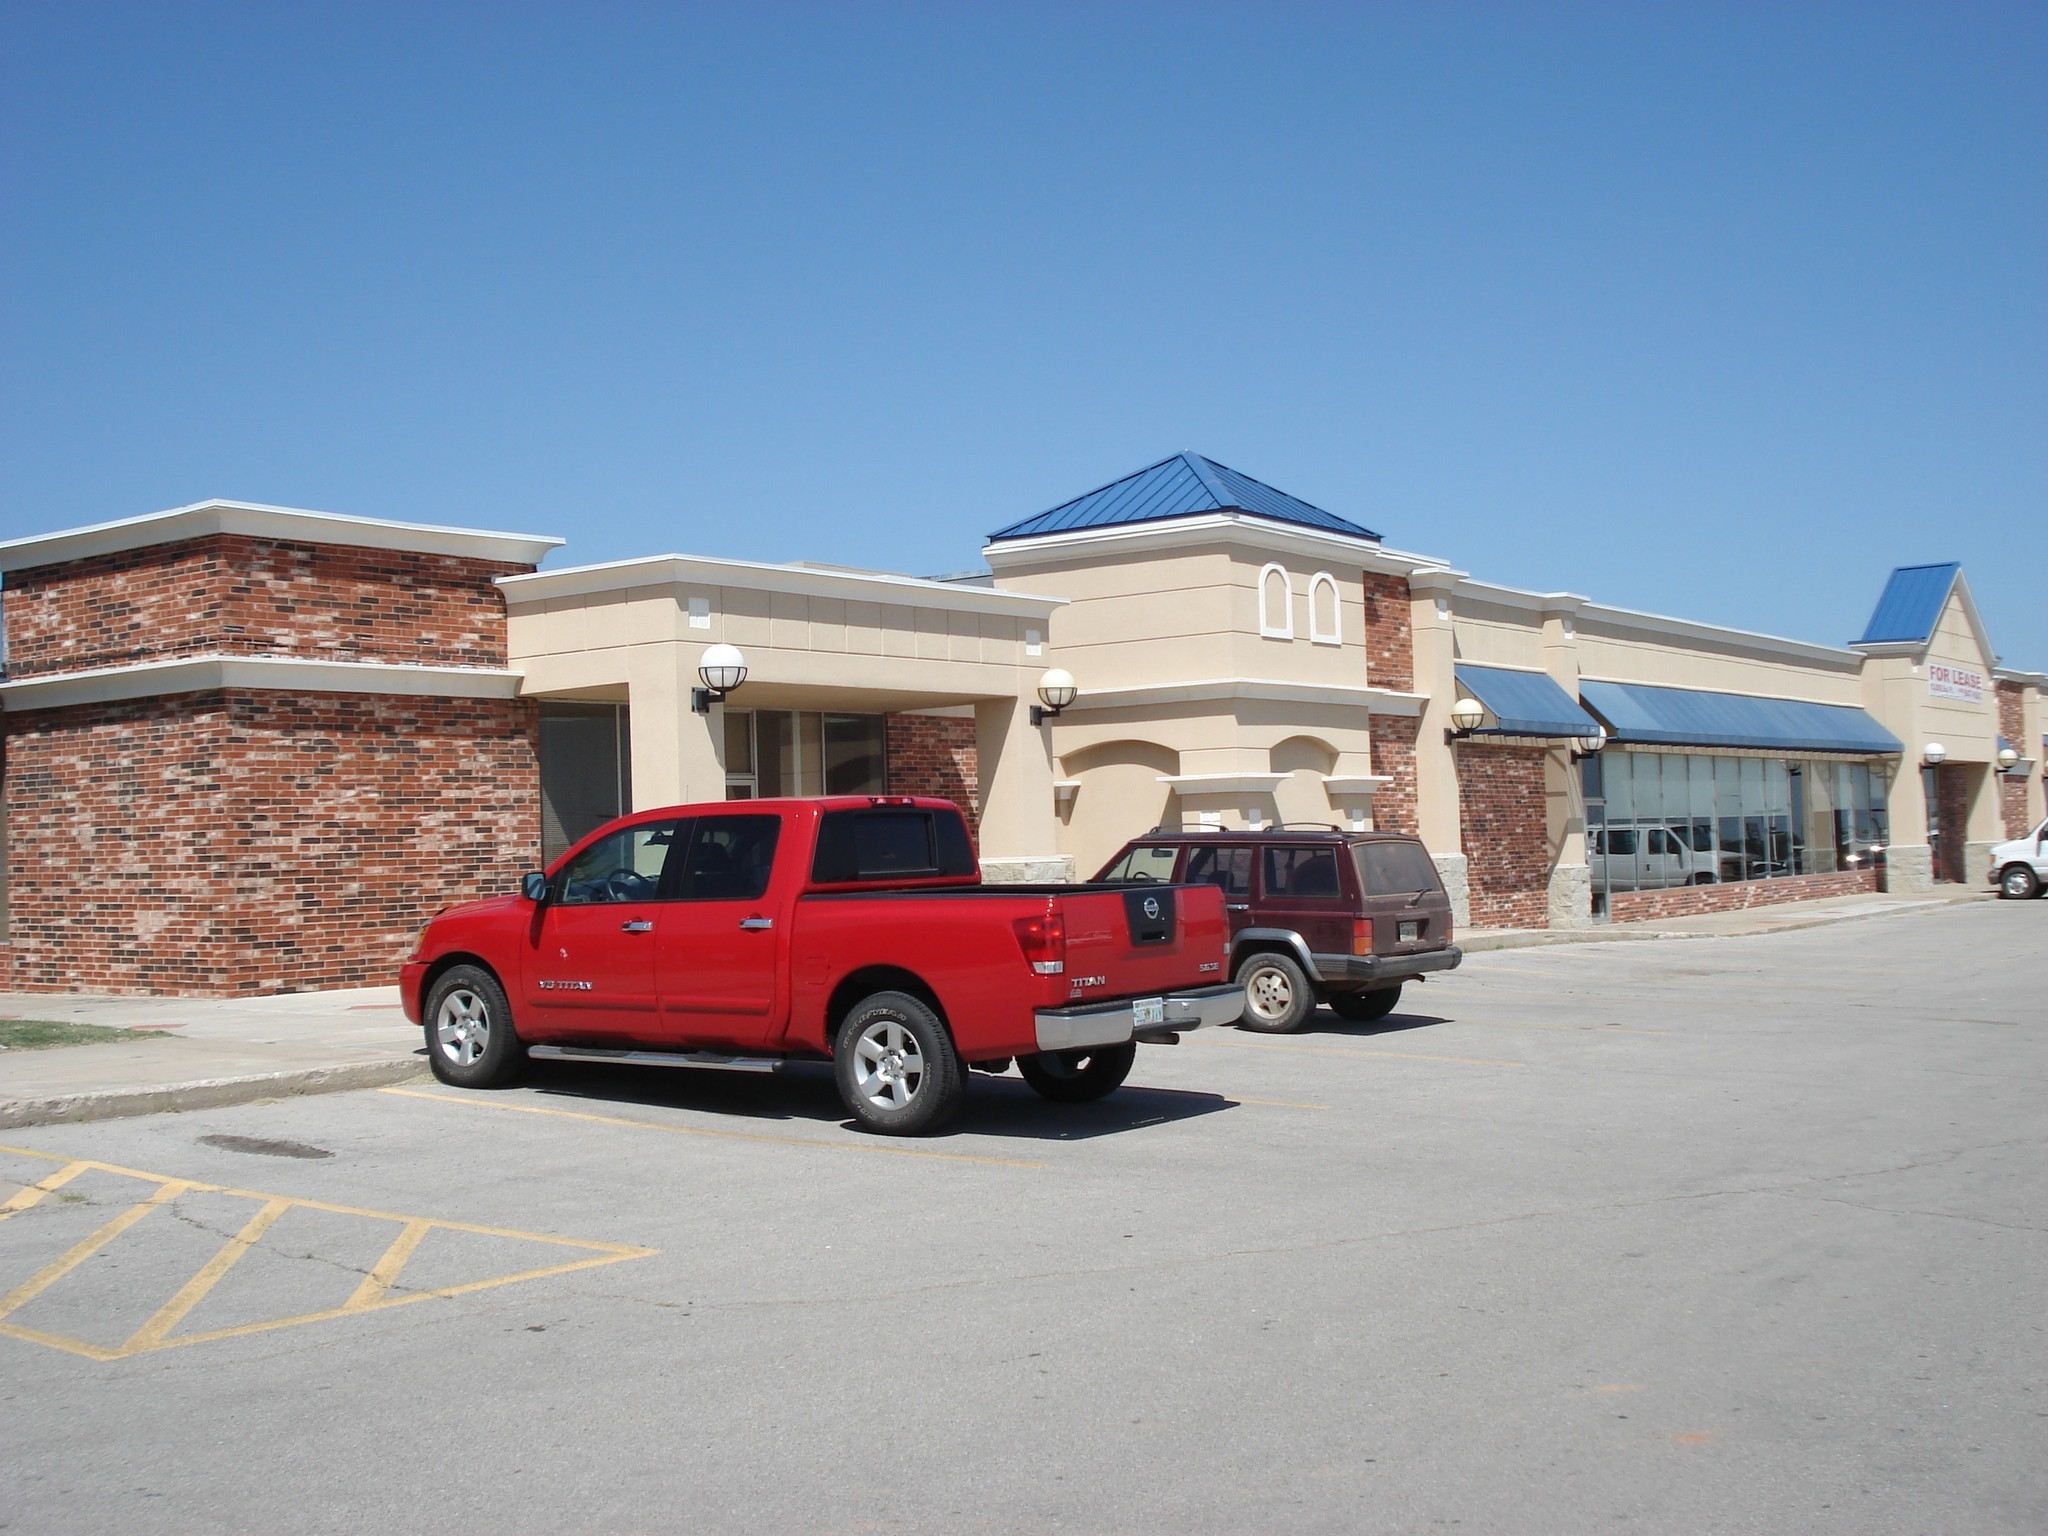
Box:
[1308, 572, 1341, 645]
[1258, 563, 1294, 639]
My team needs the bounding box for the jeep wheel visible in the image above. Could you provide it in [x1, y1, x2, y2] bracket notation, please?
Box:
[1328, 985, 1402, 1023]
[2000, 864, 2041, 900]
[1235, 951, 1315, 1033]
[1018, 1042, 1137, 1103]
[834, 991, 964, 1136]
[425, 965, 526, 1089]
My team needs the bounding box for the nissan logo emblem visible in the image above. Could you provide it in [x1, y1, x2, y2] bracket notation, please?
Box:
[1142, 896, 1161, 920]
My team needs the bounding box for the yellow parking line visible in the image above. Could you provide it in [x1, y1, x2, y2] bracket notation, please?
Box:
[0, 1179, 192, 1324]
[379, 1087, 1048, 1169]
[124, 1196, 291, 1353]
[346, 1219, 432, 1310]
[1212, 1039, 1527, 1068]
[0, 1159, 93, 1220]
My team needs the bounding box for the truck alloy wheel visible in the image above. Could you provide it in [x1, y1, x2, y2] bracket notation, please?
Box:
[1018, 1042, 1137, 1102]
[834, 991, 964, 1135]
[1235, 951, 1315, 1034]
[2001, 864, 2041, 900]
[425, 964, 526, 1089]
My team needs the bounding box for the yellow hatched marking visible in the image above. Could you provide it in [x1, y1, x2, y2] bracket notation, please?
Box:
[0, 1142, 654, 1362]
[345, 1219, 432, 1310]
[122, 1197, 291, 1353]
[380, 1086, 1049, 1168]
[1212, 1039, 1527, 1069]
[0, 1179, 191, 1323]
[0, 1159, 93, 1219]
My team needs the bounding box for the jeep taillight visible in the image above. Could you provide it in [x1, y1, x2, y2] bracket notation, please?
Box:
[1012, 906, 1066, 975]
[1352, 919, 1374, 956]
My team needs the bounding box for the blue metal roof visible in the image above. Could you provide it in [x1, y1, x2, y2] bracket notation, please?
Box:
[1454, 664, 1604, 738]
[988, 453, 1380, 543]
[1579, 679, 1902, 755]
[1858, 563, 1960, 645]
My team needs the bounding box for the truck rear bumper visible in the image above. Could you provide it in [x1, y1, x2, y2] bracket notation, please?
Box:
[1034, 983, 1244, 1053]
[1309, 946, 1463, 989]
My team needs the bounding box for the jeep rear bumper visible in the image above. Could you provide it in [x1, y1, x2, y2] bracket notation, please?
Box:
[1034, 983, 1244, 1053]
[1309, 946, 1463, 989]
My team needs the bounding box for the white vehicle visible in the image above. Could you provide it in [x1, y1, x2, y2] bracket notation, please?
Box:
[1589, 823, 1722, 891]
[1988, 817, 2048, 900]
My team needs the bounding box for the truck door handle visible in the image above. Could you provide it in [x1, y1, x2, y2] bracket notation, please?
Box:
[1226, 904, 1250, 912]
[738, 917, 774, 931]
[620, 920, 653, 934]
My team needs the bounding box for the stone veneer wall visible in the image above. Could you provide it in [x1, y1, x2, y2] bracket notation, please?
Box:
[1996, 680, 2030, 837]
[1368, 715, 1417, 833]
[1455, 745, 1551, 929]
[883, 714, 979, 840]
[2, 536, 524, 677]
[1608, 867, 1877, 923]
[3, 691, 539, 995]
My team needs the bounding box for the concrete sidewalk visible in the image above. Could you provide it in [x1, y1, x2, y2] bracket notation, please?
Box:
[0, 885, 2002, 1129]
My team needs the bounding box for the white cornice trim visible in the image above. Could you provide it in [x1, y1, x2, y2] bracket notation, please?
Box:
[498, 553, 1065, 618]
[0, 500, 562, 573]
[0, 654, 524, 711]
[982, 513, 1452, 579]
[1156, 772, 1290, 794]
[1849, 640, 1922, 659]
[1573, 601, 1859, 667]
[1992, 667, 2048, 687]
[1060, 677, 1427, 717]
[1321, 775, 1391, 795]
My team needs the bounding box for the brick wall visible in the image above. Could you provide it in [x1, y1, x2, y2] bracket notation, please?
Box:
[884, 714, 979, 839]
[1455, 744, 1551, 928]
[1996, 680, 2030, 837]
[1369, 715, 1417, 833]
[3, 690, 540, 995]
[3, 535, 526, 678]
[1934, 763, 1970, 882]
[1360, 572, 1412, 691]
[1608, 867, 1877, 923]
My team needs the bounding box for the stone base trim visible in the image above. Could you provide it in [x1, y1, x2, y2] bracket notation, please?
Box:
[1547, 862, 1593, 929]
[980, 856, 1076, 884]
[1432, 853, 1470, 930]
[1607, 868, 1878, 923]
[1883, 844, 1933, 894]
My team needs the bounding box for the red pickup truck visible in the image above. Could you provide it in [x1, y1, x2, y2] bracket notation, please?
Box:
[400, 797, 1240, 1134]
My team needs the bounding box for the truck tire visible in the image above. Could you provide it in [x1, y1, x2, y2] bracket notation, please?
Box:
[2000, 864, 2041, 900]
[1018, 1042, 1137, 1103]
[1235, 951, 1315, 1034]
[424, 964, 526, 1089]
[1328, 985, 1402, 1023]
[834, 991, 964, 1136]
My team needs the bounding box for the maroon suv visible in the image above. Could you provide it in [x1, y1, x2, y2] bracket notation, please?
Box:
[1092, 826, 1462, 1032]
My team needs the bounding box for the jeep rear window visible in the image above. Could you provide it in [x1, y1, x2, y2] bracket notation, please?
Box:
[1354, 841, 1441, 896]
[812, 809, 975, 884]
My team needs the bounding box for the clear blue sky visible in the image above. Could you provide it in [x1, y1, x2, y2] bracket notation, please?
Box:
[4, 3, 2042, 664]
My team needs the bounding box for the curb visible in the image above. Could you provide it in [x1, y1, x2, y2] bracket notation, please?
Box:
[0, 1056, 428, 1130]
[1460, 894, 1989, 953]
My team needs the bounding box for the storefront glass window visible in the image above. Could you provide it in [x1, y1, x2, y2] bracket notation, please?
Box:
[723, 711, 886, 799]
[539, 702, 633, 863]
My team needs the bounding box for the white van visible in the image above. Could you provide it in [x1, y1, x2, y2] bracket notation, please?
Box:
[1988, 817, 2048, 900]
[1589, 824, 1722, 891]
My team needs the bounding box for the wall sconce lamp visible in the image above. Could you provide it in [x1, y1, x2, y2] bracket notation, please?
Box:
[691, 643, 748, 715]
[1445, 694, 1486, 743]
[1996, 744, 2020, 772]
[1030, 668, 1077, 727]
[1572, 726, 1608, 761]
[1921, 742, 1947, 767]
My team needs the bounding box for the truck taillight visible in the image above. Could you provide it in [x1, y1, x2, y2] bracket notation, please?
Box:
[1353, 919, 1374, 956]
[1012, 906, 1066, 975]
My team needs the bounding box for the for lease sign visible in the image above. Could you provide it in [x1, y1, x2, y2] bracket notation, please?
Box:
[1927, 663, 1984, 702]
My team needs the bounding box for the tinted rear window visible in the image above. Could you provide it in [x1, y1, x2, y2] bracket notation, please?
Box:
[812, 809, 976, 884]
[1354, 841, 1441, 896]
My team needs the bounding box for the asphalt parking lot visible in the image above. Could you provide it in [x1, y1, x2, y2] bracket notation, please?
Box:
[1, 899, 2041, 1534]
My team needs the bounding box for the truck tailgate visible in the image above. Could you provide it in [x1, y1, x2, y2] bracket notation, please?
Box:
[1055, 883, 1228, 999]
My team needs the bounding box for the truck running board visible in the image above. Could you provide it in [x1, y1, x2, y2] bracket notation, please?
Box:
[528, 1044, 783, 1074]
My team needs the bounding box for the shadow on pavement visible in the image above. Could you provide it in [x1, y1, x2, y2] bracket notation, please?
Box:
[1297, 1010, 1455, 1040]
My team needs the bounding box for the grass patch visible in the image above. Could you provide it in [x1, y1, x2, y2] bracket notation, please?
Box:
[0, 1019, 173, 1051]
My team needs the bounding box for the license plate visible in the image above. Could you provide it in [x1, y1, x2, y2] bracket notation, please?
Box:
[1398, 920, 1422, 942]
[1132, 997, 1164, 1027]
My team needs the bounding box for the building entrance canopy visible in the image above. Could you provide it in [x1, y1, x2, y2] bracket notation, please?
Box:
[1579, 679, 1902, 756]
[1453, 664, 1604, 739]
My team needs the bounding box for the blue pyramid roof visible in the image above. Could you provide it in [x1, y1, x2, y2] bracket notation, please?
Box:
[988, 453, 1380, 543]
[1858, 563, 1961, 646]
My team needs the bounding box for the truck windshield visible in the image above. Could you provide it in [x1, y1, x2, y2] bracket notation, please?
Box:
[1353, 841, 1440, 896]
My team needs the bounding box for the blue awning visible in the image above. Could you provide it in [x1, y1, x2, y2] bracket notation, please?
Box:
[1579, 679, 1902, 755]
[1454, 664, 1604, 738]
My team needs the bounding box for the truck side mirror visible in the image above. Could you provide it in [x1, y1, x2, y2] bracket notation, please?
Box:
[521, 871, 550, 904]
